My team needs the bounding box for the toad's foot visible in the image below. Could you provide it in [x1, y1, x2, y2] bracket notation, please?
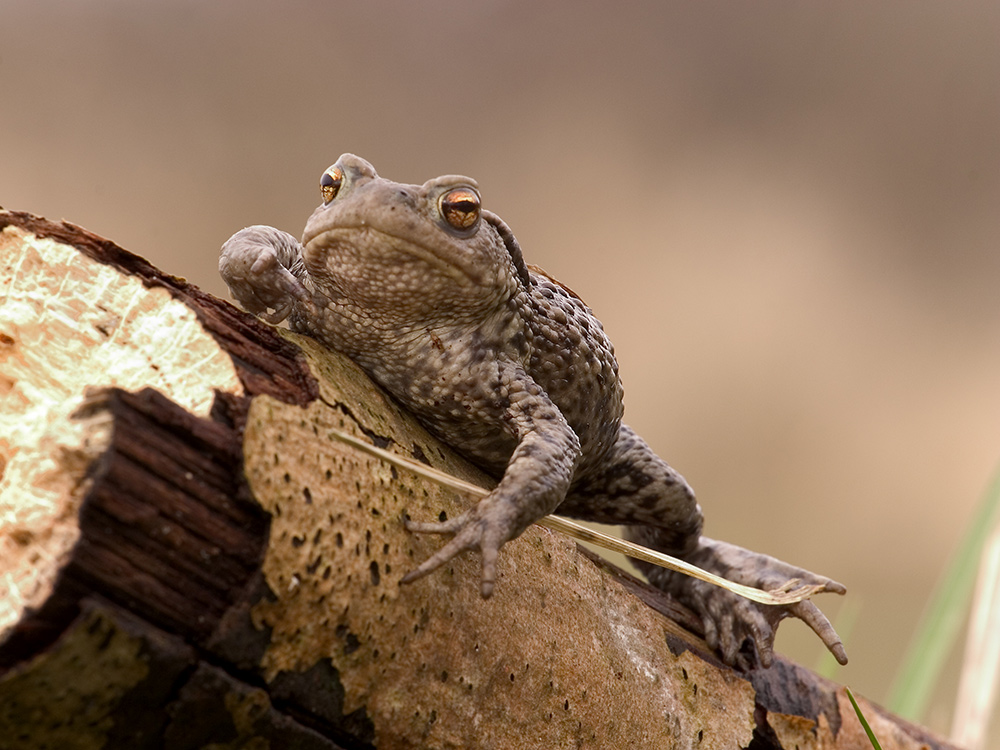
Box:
[401, 498, 533, 599]
[220, 225, 310, 324]
[631, 533, 847, 670]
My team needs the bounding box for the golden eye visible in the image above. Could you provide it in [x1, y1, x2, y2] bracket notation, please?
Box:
[320, 165, 344, 204]
[440, 187, 480, 230]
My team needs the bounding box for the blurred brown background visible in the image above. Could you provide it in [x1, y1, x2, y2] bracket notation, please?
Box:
[3, 0, 998, 736]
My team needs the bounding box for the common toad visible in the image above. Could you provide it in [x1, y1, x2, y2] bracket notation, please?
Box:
[220, 154, 846, 669]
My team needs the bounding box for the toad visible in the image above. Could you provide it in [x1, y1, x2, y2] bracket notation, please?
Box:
[220, 154, 846, 669]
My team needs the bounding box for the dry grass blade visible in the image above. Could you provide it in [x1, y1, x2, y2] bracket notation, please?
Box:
[950, 525, 1000, 750]
[329, 427, 823, 606]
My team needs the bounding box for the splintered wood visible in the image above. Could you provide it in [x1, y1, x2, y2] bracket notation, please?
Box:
[0, 224, 242, 640]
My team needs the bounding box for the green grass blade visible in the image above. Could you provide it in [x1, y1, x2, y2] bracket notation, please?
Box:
[846, 686, 883, 750]
[888, 461, 1000, 718]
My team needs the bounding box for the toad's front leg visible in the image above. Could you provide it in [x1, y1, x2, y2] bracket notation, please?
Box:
[220, 225, 311, 324]
[402, 366, 582, 598]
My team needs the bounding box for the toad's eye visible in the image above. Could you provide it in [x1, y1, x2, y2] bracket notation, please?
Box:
[440, 187, 480, 230]
[320, 165, 344, 204]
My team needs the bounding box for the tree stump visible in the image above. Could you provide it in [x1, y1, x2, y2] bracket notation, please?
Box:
[0, 210, 955, 749]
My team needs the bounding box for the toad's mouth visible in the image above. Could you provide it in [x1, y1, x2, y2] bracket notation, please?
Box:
[303, 225, 488, 286]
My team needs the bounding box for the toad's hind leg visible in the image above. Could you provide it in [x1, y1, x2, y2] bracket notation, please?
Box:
[558, 424, 705, 551]
[561, 423, 846, 670]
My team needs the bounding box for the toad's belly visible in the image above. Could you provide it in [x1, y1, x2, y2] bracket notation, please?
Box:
[406, 404, 518, 479]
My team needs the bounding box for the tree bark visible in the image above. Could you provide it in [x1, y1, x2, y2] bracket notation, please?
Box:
[0, 210, 956, 749]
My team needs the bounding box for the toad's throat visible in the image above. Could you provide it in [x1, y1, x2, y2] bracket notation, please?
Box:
[304, 225, 486, 286]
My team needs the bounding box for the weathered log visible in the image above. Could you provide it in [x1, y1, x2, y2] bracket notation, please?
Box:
[0, 210, 955, 749]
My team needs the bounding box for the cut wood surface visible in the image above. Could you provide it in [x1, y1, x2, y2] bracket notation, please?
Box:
[0, 210, 956, 749]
